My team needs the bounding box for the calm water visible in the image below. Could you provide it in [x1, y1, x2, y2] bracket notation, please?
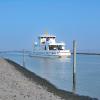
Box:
[0, 52, 100, 99]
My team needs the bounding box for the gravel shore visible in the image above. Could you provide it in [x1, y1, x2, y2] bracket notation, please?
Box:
[0, 58, 98, 100]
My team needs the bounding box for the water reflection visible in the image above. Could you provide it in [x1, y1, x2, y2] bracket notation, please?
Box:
[27, 56, 72, 91]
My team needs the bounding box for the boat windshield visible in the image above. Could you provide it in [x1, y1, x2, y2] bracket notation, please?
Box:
[49, 45, 65, 50]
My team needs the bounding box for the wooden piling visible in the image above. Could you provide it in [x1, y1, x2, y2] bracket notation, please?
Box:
[73, 40, 76, 94]
[23, 49, 25, 67]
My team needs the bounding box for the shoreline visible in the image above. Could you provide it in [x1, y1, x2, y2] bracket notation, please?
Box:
[0, 58, 98, 100]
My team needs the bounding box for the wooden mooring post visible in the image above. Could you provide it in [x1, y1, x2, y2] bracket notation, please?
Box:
[23, 49, 25, 67]
[72, 40, 76, 94]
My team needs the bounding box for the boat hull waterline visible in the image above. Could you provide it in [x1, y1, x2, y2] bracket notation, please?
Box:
[30, 50, 71, 58]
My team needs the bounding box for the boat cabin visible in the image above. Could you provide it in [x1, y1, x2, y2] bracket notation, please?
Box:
[38, 33, 65, 50]
[38, 34, 56, 45]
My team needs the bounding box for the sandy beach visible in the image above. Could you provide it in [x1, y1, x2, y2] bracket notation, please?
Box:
[0, 58, 98, 100]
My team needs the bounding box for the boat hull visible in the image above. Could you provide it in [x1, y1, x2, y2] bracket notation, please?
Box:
[30, 50, 71, 58]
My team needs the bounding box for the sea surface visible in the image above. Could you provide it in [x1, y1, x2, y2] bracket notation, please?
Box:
[0, 51, 100, 99]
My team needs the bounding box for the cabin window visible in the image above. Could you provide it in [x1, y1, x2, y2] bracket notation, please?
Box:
[49, 45, 57, 50]
[40, 38, 46, 44]
[58, 45, 65, 50]
[49, 45, 65, 50]
[46, 37, 50, 41]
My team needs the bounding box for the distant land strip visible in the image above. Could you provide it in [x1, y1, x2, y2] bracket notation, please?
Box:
[0, 50, 100, 55]
[71, 52, 100, 55]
